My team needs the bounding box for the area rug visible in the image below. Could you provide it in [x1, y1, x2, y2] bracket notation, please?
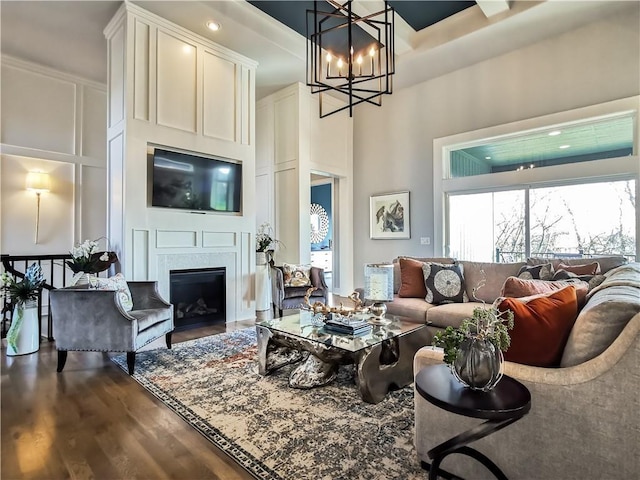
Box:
[112, 328, 426, 480]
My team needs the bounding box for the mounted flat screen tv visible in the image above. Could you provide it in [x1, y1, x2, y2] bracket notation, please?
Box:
[151, 147, 242, 213]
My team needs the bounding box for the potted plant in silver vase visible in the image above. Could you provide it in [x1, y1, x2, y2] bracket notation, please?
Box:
[1, 263, 45, 355]
[432, 283, 514, 391]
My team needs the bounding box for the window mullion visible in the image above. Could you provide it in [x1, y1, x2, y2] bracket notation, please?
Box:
[524, 187, 531, 258]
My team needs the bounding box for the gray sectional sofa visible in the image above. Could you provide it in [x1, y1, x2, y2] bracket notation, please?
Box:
[388, 255, 640, 479]
[386, 255, 630, 331]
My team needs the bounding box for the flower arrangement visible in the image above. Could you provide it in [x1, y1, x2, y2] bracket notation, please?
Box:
[1, 263, 45, 307]
[65, 239, 117, 275]
[256, 223, 283, 253]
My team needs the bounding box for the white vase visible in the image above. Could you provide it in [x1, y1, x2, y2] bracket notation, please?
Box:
[6, 300, 39, 356]
[256, 252, 272, 312]
[71, 272, 98, 287]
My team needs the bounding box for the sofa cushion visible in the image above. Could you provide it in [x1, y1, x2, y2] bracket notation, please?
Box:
[129, 307, 172, 332]
[283, 263, 312, 287]
[283, 286, 323, 300]
[426, 302, 484, 329]
[398, 258, 428, 298]
[500, 276, 589, 308]
[527, 256, 627, 274]
[499, 286, 578, 367]
[560, 263, 640, 367]
[460, 261, 525, 303]
[393, 256, 454, 293]
[517, 263, 554, 280]
[385, 295, 435, 323]
[422, 262, 467, 305]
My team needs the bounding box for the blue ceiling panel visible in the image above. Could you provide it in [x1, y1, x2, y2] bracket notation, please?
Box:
[249, 1, 476, 36]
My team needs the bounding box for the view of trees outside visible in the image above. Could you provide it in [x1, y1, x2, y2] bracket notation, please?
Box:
[448, 179, 636, 262]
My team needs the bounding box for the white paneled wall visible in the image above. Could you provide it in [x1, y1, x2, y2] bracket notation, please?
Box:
[256, 83, 354, 294]
[104, 3, 257, 321]
[0, 56, 107, 255]
[1, 65, 76, 155]
[202, 52, 237, 142]
[156, 31, 197, 132]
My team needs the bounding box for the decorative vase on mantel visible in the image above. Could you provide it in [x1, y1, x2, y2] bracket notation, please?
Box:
[452, 335, 504, 392]
[6, 300, 39, 356]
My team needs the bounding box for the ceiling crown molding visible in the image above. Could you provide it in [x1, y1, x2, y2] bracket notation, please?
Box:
[476, 0, 511, 18]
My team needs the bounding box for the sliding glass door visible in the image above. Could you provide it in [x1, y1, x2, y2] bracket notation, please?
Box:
[447, 179, 636, 262]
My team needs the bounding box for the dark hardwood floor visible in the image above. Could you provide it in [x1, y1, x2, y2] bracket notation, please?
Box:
[1, 321, 257, 480]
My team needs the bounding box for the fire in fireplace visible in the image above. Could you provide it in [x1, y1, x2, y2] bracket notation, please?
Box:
[169, 267, 226, 331]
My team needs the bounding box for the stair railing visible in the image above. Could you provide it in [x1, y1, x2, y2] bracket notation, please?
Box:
[1, 254, 73, 341]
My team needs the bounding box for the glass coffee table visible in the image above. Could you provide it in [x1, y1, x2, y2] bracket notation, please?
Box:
[256, 310, 430, 404]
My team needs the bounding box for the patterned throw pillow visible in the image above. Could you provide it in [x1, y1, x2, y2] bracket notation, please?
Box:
[95, 273, 134, 311]
[422, 262, 468, 305]
[283, 264, 312, 287]
[518, 263, 554, 280]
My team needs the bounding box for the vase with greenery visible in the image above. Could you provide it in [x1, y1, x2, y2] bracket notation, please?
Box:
[1, 263, 45, 354]
[433, 301, 514, 391]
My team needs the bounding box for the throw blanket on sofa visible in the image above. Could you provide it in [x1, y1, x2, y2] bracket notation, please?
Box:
[586, 263, 640, 299]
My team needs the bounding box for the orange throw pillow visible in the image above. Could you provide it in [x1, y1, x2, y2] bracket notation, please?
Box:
[499, 286, 578, 367]
[557, 262, 599, 275]
[398, 258, 427, 298]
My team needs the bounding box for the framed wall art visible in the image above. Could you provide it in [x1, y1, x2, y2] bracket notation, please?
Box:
[369, 191, 410, 239]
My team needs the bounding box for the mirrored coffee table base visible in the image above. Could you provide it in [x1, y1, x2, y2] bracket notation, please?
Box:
[256, 313, 430, 403]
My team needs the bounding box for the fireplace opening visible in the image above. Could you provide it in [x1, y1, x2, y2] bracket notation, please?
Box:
[169, 267, 226, 331]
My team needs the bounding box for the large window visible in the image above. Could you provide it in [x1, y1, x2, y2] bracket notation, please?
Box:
[448, 180, 636, 262]
[435, 98, 639, 262]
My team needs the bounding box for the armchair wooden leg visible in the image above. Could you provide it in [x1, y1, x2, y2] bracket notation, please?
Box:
[57, 350, 68, 372]
[278, 308, 283, 318]
[126, 352, 136, 375]
[166, 332, 172, 349]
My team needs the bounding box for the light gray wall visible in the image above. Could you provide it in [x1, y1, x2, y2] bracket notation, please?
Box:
[352, 6, 640, 287]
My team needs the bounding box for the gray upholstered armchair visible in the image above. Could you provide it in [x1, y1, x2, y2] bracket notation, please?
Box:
[50, 281, 174, 375]
[270, 266, 328, 318]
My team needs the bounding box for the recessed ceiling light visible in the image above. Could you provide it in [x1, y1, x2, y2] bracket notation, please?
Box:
[485, 156, 492, 160]
[548, 130, 562, 136]
[559, 144, 571, 149]
[206, 21, 221, 31]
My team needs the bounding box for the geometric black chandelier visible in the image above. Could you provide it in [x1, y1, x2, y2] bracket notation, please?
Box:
[306, 0, 395, 118]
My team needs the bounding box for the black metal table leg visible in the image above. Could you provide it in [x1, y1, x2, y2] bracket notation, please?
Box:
[415, 365, 532, 480]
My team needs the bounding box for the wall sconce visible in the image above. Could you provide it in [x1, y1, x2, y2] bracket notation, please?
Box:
[26, 171, 51, 244]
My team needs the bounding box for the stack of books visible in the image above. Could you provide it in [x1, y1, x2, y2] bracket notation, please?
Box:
[324, 315, 372, 336]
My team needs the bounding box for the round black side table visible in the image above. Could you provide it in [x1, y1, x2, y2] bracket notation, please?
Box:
[415, 364, 531, 480]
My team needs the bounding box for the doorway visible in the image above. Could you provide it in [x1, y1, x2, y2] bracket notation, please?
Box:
[310, 174, 334, 291]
